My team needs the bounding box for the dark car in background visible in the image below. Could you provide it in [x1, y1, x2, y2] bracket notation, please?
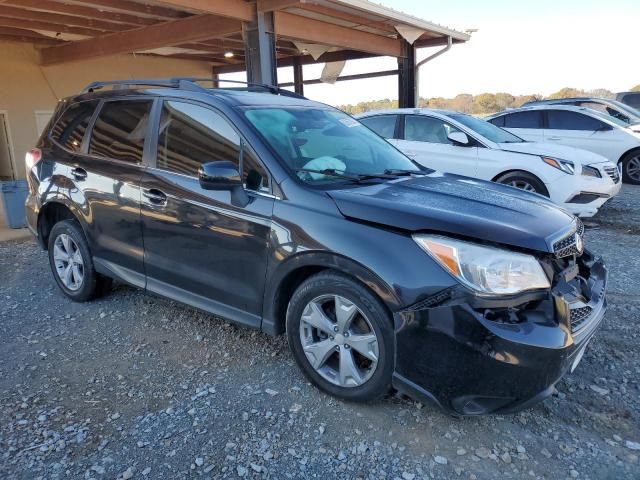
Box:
[24, 78, 607, 415]
[617, 91, 640, 110]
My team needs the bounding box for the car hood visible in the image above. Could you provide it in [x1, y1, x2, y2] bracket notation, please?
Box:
[497, 142, 610, 165]
[328, 173, 575, 253]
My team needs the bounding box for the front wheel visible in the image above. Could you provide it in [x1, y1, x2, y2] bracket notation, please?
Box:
[286, 271, 394, 402]
[47, 220, 112, 302]
[495, 171, 549, 197]
[621, 151, 640, 185]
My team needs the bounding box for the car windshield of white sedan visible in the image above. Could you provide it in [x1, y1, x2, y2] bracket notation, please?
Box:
[244, 107, 420, 183]
[449, 114, 525, 144]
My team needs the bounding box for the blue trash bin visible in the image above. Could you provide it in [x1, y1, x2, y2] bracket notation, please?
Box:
[1, 180, 28, 229]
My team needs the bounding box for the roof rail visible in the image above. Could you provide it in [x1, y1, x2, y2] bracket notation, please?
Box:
[81, 77, 306, 99]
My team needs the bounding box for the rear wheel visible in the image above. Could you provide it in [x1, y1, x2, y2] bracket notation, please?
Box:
[621, 150, 640, 185]
[48, 220, 112, 302]
[495, 171, 549, 197]
[286, 272, 394, 402]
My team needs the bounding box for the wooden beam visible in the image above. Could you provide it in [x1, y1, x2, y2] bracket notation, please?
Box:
[151, 0, 253, 21]
[40, 14, 242, 65]
[64, 0, 186, 20]
[257, 0, 299, 12]
[2, 0, 158, 26]
[0, 5, 133, 30]
[274, 11, 401, 57]
[0, 31, 64, 45]
[0, 16, 106, 36]
[297, 3, 396, 34]
[279, 68, 397, 87]
[414, 36, 464, 48]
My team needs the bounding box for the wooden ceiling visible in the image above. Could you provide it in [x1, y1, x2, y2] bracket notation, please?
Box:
[0, 0, 468, 70]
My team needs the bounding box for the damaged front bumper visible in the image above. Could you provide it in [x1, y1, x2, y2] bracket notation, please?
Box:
[391, 250, 607, 415]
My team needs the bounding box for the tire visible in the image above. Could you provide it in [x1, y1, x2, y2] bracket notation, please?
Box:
[494, 171, 549, 197]
[621, 150, 640, 185]
[286, 271, 394, 402]
[47, 219, 112, 302]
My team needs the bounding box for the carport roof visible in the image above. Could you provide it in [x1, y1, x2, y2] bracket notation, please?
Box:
[0, 0, 469, 68]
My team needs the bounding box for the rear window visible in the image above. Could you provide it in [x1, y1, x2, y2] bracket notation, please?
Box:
[502, 111, 542, 129]
[359, 115, 397, 138]
[50, 100, 99, 152]
[89, 100, 153, 164]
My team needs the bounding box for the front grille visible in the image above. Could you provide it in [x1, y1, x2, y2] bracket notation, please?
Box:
[553, 220, 584, 258]
[603, 165, 620, 183]
[569, 305, 593, 332]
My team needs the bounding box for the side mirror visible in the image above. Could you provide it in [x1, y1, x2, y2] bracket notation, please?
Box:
[448, 131, 471, 146]
[198, 161, 242, 190]
[198, 161, 249, 207]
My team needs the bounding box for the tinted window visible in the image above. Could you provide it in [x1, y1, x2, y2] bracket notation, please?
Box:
[547, 110, 603, 131]
[502, 111, 542, 129]
[449, 114, 524, 143]
[359, 115, 397, 138]
[621, 93, 640, 109]
[488, 115, 505, 127]
[157, 101, 241, 176]
[404, 115, 459, 144]
[50, 100, 98, 152]
[89, 100, 152, 163]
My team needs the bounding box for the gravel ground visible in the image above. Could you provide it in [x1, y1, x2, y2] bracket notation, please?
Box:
[1, 186, 639, 480]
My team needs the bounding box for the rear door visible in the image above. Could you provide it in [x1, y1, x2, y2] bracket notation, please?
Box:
[139, 99, 274, 328]
[63, 98, 151, 287]
[543, 109, 617, 158]
[397, 114, 478, 176]
[498, 110, 545, 142]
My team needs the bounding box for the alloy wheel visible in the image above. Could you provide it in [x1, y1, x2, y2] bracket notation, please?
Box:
[53, 234, 84, 291]
[508, 180, 537, 192]
[626, 156, 640, 182]
[299, 294, 379, 388]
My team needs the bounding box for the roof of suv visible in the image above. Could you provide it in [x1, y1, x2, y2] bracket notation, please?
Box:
[63, 79, 328, 110]
[356, 108, 461, 118]
[487, 104, 605, 117]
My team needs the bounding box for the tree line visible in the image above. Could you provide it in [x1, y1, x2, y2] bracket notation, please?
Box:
[338, 85, 640, 116]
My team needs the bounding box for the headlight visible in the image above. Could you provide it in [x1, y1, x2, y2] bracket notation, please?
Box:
[413, 234, 551, 296]
[581, 165, 601, 178]
[542, 156, 575, 175]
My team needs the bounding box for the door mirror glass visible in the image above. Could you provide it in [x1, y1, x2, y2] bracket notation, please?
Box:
[447, 131, 470, 146]
[198, 161, 243, 190]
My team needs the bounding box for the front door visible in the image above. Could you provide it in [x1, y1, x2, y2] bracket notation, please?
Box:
[396, 115, 478, 176]
[140, 99, 274, 327]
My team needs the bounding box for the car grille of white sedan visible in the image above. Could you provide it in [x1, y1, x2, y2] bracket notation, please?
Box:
[603, 165, 621, 183]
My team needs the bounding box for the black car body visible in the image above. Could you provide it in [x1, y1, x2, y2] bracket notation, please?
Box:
[25, 78, 607, 415]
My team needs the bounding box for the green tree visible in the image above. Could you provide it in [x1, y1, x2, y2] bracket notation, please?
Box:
[631, 84, 640, 92]
[548, 87, 582, 99]
[473, 93, 498, 114]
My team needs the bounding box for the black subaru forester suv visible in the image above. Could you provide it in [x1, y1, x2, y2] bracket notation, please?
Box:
[25, 78, 607, 415]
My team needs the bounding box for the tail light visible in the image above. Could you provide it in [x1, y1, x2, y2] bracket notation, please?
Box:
[25, 148, 42, 171]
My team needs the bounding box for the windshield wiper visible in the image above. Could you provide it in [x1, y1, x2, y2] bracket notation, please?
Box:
[294, 168, 396, 183]
[383, 169, 431, 176]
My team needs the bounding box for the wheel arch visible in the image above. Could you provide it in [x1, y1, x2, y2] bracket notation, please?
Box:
[37, 200, 87, 250]
[618, 146, 640, 164]
[491, 169, 550, 196]
[262, 252, 402, 336]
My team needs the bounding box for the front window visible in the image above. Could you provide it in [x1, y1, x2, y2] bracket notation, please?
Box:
[404, 115, 460, 144]
[449, 114, 525, 144]
[243, 107, 419, 184]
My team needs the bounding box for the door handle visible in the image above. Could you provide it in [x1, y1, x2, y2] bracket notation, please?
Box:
[142, 188, 167, 205]
[70, 167, 87, 179]
[547, 136, 561, 141]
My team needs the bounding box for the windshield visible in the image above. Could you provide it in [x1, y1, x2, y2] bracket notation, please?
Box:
[448, 113, 525, 143]
[243, 107, 419, 184]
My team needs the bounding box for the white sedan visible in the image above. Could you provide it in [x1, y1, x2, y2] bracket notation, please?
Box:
[356, 108, 621, 217]
[486, 105, 640, 184]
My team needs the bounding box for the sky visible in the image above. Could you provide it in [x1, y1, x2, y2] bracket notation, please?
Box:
[223, 0, 639, 106]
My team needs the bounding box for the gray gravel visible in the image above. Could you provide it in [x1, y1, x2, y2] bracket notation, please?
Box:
[1, 186, 640, 480]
